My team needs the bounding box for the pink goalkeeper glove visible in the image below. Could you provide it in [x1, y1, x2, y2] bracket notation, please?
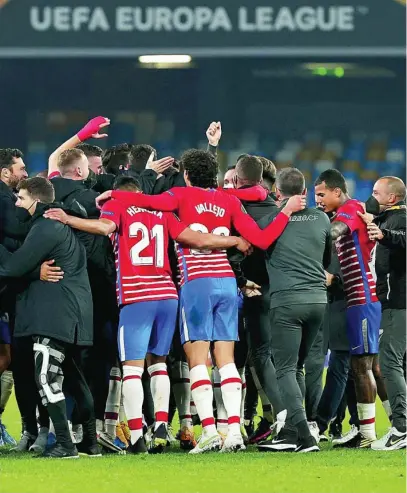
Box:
[77, 116, 110, 142]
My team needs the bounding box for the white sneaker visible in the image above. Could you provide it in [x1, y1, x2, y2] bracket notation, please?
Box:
[332, 425, 359, 446]
[371, 427, 406, 451]
[29, 427, 49, 453]
[307, 421, 320, 444]
[220, 433, 246, 453]
[189, 433, 222, 454]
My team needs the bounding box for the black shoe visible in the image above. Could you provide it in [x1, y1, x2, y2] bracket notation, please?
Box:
[127, 437, 148, 455]
[257, 428, 297, 452]
[40, 443, 79, 459]
[249, 418, 273, 445]
[329, 419, 343, 440]
[148, 423, 167, 454]
[76, 441, 102, 457]
[295, 436, 320, 453]
[334, 431, 374, 449]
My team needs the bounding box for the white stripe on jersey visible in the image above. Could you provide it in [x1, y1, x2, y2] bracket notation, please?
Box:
[124, 293, 178, 302]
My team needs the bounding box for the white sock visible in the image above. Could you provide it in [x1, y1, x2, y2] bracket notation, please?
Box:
[148, 363, 170, 431]
[212, 367, 228, 434]
[219, 363, 242, 435]
[0, 371, 13, 416]
[357, 403, 376, 440]
[190, 365, 216, 436]
[382, 400, 393, 423]
[238, 367, 246, 424]
[172, 361, 192, 428]
[122, 365, 144, 444]
[104, 366, 122, 438]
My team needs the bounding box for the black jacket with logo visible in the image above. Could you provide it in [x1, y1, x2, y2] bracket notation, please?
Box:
[0, 203, 93, 345]
[374, 202, 406, 310]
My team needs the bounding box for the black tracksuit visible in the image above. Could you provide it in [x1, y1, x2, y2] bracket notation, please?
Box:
[0, 180, 49, 435]
[51, 176, 118, 420]
[374, 202, 406, 431]
[228, 187, 286, 417]
[0, 202, 96, 447]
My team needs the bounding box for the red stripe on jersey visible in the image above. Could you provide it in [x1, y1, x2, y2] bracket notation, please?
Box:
[191, 379, 211, 391]
[217, 419, 228, 424]
[360, 417, 375, 425]
[228, 416, 241, 425]
[128, 418, 143, 430]
[105, 412, 118, 420]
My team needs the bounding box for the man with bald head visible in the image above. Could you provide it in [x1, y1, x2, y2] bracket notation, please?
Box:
[362, 176, 406, 451]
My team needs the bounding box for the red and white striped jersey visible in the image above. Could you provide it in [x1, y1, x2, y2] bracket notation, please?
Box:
[110, 186, 291, 286]
[334, 200, 378, 308]
[101, 199, 186, 305]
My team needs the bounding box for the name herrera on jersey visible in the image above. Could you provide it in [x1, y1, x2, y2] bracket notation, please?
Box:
[195, 203, 225, 218]
[127, 206, 163, 218]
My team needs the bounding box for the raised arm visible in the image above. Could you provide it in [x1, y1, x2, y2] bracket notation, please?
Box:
[206, 121, 221, 156]
[48, 116, 110, 176]
[231, 195, 306, 250]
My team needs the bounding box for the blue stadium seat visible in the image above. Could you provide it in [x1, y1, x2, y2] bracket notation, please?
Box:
[355, 180, 374, 202]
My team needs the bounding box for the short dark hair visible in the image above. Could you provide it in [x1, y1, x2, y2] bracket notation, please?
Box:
[113, 175, 141, 192]
[276, 168, 305, 196]
[315, 169, 348, 194]
[131, 144, 157, 172]
[57, 148, 85, 174]
[17, 177, 55, 203]
[76, 143, 103, 158]
[236, 155, 263, 184]
[0, 148, 24, 170]
[181, 149, 218, 189]
[258, 157, 276, 187]
[102, 144, 132, 176]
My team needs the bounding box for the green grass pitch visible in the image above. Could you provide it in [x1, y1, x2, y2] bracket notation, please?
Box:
[0, 392, 405, 493]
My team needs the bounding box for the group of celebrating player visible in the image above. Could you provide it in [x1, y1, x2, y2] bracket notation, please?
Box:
[0, 116, 405, 458]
